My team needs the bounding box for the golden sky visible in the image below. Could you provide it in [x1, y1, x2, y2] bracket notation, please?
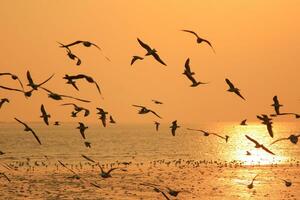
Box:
[0, 0, 299, 124]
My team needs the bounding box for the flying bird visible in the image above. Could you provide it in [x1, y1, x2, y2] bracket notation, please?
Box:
[0, 72, 24, 91]
[0, 172, 11, 182]
[181, 29, 215, 53]
[152, 99, 163, 104]
[40, 87, 91, 103]
[15, 118, 41, 145]
[154, 121, 160, 131]
[96, 108, 108, 127]
[132, 105, 162, 119]
[257, 114, 274, 138]
[245, 135, 275, 155]
[271, 96, 283, 115]
[240, 119, 247, 126]
[40, 104, 50, 125]
[225, 79, 245, 100]
[187, 128, 229, 142]
[84, 141, 91, 148]
[77, 122, 88, 140]
[170, 120, 180, 136]
[59, 40, 101, 50]
[26, 71, 54, 91]
[61, 103, 90, 117]
[270, 134, 300, 145]
[131, 56, 144, 65]
[109, 115, 116, 124]
[53, 121, 60, 126]
[137, 38, 167, 66]
[0, 98, 9, 109]
[99, 165, 120, 178]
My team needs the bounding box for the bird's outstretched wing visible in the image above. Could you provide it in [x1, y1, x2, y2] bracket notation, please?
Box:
[26, 71, 35, 87]
[37, 74, 55, 88]
[94, 82, 104, 99]
[81, 154, 96, 163]
[61, 40, 84, 48]
[181, 29, 199, 38]
[132, 104, 145, 108]
[0, 85, 24, 93]
[137, 38, 151, 51]
[150, 110, 162, 119]
[245, 135, 260, 146]
[234, 90, 246, 100]
[152, 52, 167, 66]
[131, 56, 143, 65]
[107, 168, 118, 174]
[29, 128, 42, 145]
[184, 58, 192, 73]
[270, 137, 289, 145]
[14, 117, 28, 128]
[261, 145, 275, 155]
[225, 79, 235, 89]
[203, 39, 216, 53]
[266, 124, 274, 138]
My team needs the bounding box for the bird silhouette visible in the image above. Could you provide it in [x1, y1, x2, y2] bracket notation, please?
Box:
[181, 29, 215, 53]
[257, 114, 274, 138]
[245, 135, 275, 155]
[15, 118, 41, 145]
[154, 121, 160, 131]
[247, 174, 259, 189]
[225, 78, 245, 100]
[132, 105, 162, 119]
[152, 99, 163, 104]
[109, 115, 116, 124]
[131, 56, 144, 65]
[183, 58, 208, 87]
[137, 38, 167, 66]
[240, 119, 247, 126]
[187, 128, 229, 142]
[270, 134, 300, 145]
[40, 104, 50, 125]
[96, 108, 108, 127]
[170, 120, 180, 136]
[0, 98, 9, 109]
[76, 122, 88, 139]
[271, 96, 283, 115]
[0, 72, 24, 91]
[84, 141, 91, 148]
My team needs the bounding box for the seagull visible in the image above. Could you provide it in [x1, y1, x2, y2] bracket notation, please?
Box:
[0, 85, 34, 98]
[225, 78, 245, 100]
[187, 128, 229, 142]
[77, 122, 88, 140]
[84, 141, 91, 148]
[181, 29, 215, 53]
[99, 165, 119, 178]
[15, 118, 41, 145]
[26, 71, 54, 91]
[184, 71, 208, 87]
[59, 40, 102, 50]
[40, 87, 91, 103]
[132, 105, 162, 119]
[40, 104, 50, 125]
[0, 172, 11, 182]
[271, 96, 283, 115]
[0, 72, 24, 91]
[54, 121, 60, 126]
[247, 174, 259, 189]
[62, 74, 103, 98]
[154, 121, 160, 131]
[0, 98, 9, 109]
[96, 108, 108, 127]
[245, 135, 275, 155]
[152, 99, 163, 104]
[61, 103, 90, 117]
[65, 47, 82, 66]
[270, 134, 300, 145]
[137, 38, 167, 66]
[240, 119, 247, 126]
[131, 56, 144, 65]
[257, 114, 274, 138]
[170, 120, 180, 136]
[109, 115, 116, 124]
[183, 58, 195, 76]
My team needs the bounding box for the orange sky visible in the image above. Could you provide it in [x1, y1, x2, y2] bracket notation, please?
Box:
[0, 0, 299, 124]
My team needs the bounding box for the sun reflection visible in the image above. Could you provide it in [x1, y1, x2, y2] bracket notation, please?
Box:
[220, 122, 292, 165]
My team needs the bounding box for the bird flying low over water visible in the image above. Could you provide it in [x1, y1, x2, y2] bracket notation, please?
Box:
[26, 71, 54, 91]
[77, 122, 88, 140]
[40, 87, 91, 103]
[131, 56, 144, 65]
[96, 108, 108, 127]
[225, 79, 245, 100]
[183, 58, 208, 87]
[247, 174, 259, 189]
[61, 103, 90, 117]
[154, 121, 160, 131]
[132, 105, 162, 119]
[257, 114, 274, 138]
[99, 165, 125, 179]
[181, 29, 215, 53]
[0, 72, 24, 91]
[187, 128, 229, 142]
[0, 98, 9, 109]
[240, 119, 247, 126]
[170, 120, 180, 136]
[271, 96, 283, 115]
[270, 134, 300, 145]
[40, 104, 50, 125]
[15, 118, 41, 145]
[137, 38, 167, 66]
[245, 135, 275, 155]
